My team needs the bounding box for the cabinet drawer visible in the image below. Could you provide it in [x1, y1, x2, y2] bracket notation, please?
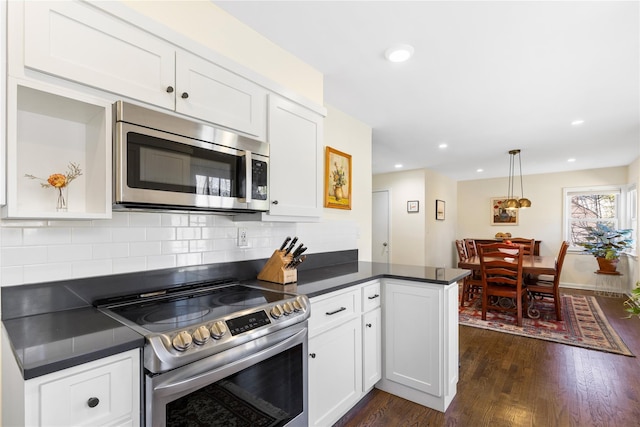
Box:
[309, 289, 359, 337]
[25, 349, 140, 426]
[362, 281, 381, 312]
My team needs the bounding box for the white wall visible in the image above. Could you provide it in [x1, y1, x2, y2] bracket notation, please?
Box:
[320, 105, 373, 261]
[457, 166, 632, 289]
[425, 169, 458, 268]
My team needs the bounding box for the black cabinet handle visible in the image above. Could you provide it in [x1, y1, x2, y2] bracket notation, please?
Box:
[166, 86, 174, 93]
[309, 353, 316, 358]
[366, 323, 372, 328]
[326, 307, 346, 316]
[87, 397, 100, 408]
[272, 200, 279, 205]
[181, 92, 189, 99]
[368, 294, 380, 300]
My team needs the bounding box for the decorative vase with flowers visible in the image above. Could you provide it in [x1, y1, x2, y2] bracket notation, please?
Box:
[25, 162, 83, 212]
[332, 161, 346, 201]
[577, 223, 633, 274]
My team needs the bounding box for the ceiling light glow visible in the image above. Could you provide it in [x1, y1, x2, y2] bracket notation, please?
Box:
[394, 164, 403, 168]
[568, 158, 576, 162]
[385, 44, 414, 63]
[438, 143, 448, 149]
[571, 119, 585, 126]
[476, 168, 484, 173]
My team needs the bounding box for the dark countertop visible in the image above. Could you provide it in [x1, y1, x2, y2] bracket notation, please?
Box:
[253, 261, 470, 298]
[2, 307, 144, 380]
[2, 259, 468, 380]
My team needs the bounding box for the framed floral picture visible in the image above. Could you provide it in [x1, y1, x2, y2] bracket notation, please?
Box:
[491, 197, 518, 225]
[324, 146, 352, 209]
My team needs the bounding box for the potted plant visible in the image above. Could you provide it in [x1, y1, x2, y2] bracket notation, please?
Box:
[624, 282, 640, 318]
[578, 223, 633, 273]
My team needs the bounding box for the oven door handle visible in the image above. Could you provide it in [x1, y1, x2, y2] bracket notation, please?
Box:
[152, 326, 306, 397]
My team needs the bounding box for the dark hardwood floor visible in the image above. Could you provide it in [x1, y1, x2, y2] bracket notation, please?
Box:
[334, 289, 640, 427]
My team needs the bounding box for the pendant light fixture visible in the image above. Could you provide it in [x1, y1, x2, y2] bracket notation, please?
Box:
[505, 149, 532, 210]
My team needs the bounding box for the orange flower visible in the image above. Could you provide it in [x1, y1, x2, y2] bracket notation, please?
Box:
[47, 174, 67, 188]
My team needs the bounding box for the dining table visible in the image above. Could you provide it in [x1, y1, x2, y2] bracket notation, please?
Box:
[457, 255, 557, 276]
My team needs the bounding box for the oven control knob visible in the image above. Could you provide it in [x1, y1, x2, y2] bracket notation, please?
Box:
[282, 302, 294, 315]
[295, 296, 307, 311]
[192, 325, 210, 345]
[292, 299, 304, 312]
[210, 321, 226, 339]
[270, 305, 283, 319]
[172, 331, 192, 351]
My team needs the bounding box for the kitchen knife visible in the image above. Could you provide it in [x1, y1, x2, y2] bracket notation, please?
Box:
[284, 237, 298, 255]
[291, 243, 305, 258]
[291, 255, 306, 268]
[279, 237, 291, 251]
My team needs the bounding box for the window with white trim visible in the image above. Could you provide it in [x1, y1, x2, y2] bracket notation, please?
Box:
[627, 185, 637, 255]
[564, 186, 623, 250]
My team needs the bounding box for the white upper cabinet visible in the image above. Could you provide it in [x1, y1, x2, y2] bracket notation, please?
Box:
[22, 0, 176, 110]
[175, 51, 267, 138]
[266, 94, 323, 220]
[18, 0, 267, 140]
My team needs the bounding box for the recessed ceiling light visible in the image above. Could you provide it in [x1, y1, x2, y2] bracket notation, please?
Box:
[438, 143, 448, 149]
[571, 119, 585, 126]
[385, 44, 414, 63]
[568, 158, 576, 162]
[394, 164, 403, 168]
[476, 168, 484, 173]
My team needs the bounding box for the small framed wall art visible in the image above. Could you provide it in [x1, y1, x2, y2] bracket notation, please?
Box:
[324, 146, 352, 209]
[491, 197, 518, 225]
[407, 200, 419, 213]
[436, 199, 445, 220]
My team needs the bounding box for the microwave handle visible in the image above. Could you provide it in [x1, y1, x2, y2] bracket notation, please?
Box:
[243, 151, 252, 203]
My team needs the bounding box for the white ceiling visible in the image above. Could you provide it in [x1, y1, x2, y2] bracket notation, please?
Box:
[215, 1, 640, 181]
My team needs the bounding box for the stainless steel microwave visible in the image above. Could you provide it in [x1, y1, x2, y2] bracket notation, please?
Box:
[113, 101, 269, 212]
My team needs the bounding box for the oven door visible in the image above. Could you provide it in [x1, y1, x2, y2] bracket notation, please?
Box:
[146, 322, 307, 427]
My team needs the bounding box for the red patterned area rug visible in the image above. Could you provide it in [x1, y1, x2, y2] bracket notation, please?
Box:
[459, 294, 634, 356]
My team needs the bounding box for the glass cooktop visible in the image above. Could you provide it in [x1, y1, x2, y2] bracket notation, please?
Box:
[105, 284, 295, 333]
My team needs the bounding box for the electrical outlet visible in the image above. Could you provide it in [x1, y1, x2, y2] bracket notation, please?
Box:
[237, 227, 248, 247]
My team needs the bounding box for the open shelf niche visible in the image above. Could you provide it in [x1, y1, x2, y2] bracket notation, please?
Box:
[3, 78, 112, 219]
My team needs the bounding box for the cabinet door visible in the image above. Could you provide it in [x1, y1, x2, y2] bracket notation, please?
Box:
[267, 95, 323, 218]
[23, 0, 175, 109]
[384, 281, 443, 397]
[363, 307, 382, 391]
[175, 51, 267, 140]
[308, 317, 362, 427]
[24, 349, 140, 427]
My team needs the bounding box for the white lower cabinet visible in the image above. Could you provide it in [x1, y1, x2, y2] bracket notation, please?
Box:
[362, 307, 382, 391]
[308, 316, 362, 427]
[16, 349, 141, 427]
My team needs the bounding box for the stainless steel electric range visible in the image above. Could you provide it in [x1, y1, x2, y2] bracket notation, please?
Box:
[97, 279, 310, 427]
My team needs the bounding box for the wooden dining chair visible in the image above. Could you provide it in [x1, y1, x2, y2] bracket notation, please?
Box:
[457, 240, 482, 307]
[509, 238, 535, 255]
[526, 241, 569, 321]
[478, 242, 527, 326]
[464, 239, 478, 257]
[455, 240, 468, 261]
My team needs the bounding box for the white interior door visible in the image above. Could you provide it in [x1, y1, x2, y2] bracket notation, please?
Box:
[372, 190, 390, 263]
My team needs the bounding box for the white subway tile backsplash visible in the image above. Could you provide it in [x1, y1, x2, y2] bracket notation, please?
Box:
[2, 246, 48, 266]
[112, 227, 146, 242]
[162, 240, 190, 254]
[24, 263, 71, 284]
[71, 227, 112, 244]
[147, 254, 177, 270]
[1, 228, 23, 246]
[93, 243, 130, 259]
[130, 241, 162, 257]
[146, 227, 176, 241]
[72, 259, 113, 278]
[23, 227, 72, 246]
[47, 244, 93, 262]
[0, 211, 358, 286]
[177, 252, 202, 267]
[177, 227, 201, 240]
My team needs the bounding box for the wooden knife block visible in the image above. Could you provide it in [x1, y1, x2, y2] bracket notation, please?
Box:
[257, 250, 298, 284]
